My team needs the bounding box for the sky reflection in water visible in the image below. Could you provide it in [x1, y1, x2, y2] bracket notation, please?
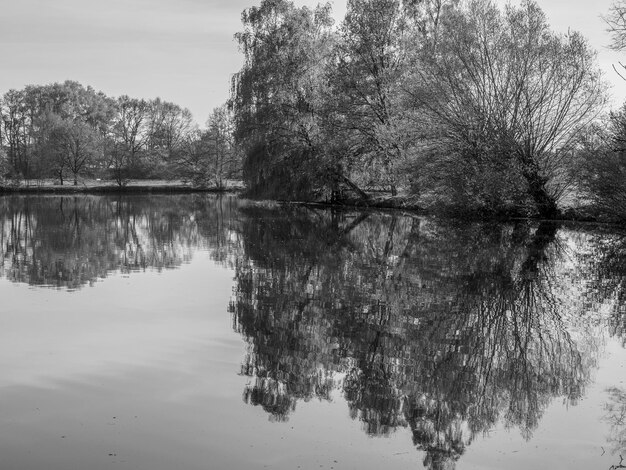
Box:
[0, 194, 625, 470]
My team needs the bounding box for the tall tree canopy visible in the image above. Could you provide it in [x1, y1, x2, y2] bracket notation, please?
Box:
[231, 0, 335, 199]
[327, 0, 412, 195]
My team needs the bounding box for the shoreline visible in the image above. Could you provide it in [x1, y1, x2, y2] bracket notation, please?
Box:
[0, 185, 233, 195]
[281, 197, 626, 228]
[0, 180, 242, 195]
[1, 183, 623, 227]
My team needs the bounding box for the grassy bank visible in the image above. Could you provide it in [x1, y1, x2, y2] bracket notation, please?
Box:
[0, 179, 244, 194]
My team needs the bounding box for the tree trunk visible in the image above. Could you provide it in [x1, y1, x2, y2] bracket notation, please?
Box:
[337, 171, 369, 201]
[523, 167, 560, 219]
[330, 167, 340, 203]
[520, 221, 559, 278]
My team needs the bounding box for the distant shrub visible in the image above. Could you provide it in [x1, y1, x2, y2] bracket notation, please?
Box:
[576, 110, 626, 222]
[412, 144, 532, 218]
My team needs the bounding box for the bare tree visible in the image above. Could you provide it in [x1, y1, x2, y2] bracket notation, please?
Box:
[146, 98, 194, 153]
[175, 129, 209, 186]
[174, 105, 240, 189]
[605, 1, 626, 79]
[108, 96, 148, 186]
[205, 105, 239, 189]
[409, 0, 606, 217]
[56, 120, 100, 185]
[606, 1, 626, 51]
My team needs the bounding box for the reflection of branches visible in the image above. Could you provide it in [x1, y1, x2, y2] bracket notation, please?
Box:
[0, 194, 240, 289]
[611, 455, 626, 470]
[577, 229, 626, 347]
[231, 210, 602, 470]
[397, 221, 589, 466]
[605, 387, 626, 459]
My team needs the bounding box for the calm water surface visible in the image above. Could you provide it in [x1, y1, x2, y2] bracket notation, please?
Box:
[0, 194, 625, 470]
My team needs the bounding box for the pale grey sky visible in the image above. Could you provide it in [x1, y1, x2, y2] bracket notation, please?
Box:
[0, 0, 623, 124]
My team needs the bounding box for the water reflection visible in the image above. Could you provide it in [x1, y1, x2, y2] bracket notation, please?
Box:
[0, 194, 240, 289]
[2, 195, 626, 468]
[582, 229, 626, 466]
[581, 229, 626, 347]
[230, 208, 619, 469]
[605, 387, 626, 459]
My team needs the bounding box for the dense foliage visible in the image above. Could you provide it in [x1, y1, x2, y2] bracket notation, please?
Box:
[231, 0, 612, 218]
[0, 81, 241, 187]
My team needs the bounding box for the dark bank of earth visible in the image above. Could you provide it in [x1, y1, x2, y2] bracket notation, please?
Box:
[284, 193, 623, 226]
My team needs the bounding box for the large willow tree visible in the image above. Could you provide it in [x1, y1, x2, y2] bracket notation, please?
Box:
[231, 0, 335, 199]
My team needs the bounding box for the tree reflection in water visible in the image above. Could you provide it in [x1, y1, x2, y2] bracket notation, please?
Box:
[583, 229, 626, 347]
[230, 207, 606, 470]
[1, 195, 623, 468]
[605, 387, 626, 462]
[581, 228, 626, 465]
[0, 194, 240, 289]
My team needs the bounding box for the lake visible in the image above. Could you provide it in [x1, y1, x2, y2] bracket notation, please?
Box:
[0, 194, 624, 470]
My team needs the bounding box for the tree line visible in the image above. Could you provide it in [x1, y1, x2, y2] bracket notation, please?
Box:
[231, 0, 626, 220]
[0, 81, 241, 188]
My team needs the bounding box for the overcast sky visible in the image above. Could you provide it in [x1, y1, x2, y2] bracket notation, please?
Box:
[0, 0, 623, 124]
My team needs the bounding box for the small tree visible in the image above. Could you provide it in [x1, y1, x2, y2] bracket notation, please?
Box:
[107, 96, 148, 186]
[577, 108, 626, 220]
[175, 129, 210, 187]
[50, 119, 100, 185]
[206, 105, 240, 189]
[174, 106, 241, 189]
